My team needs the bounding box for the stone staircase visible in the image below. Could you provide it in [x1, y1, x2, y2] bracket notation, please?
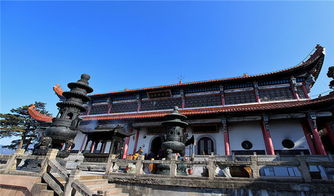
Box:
[35, 173, 128, 196]
[80, 177, 128, 196]
[32, 182, 56, 196]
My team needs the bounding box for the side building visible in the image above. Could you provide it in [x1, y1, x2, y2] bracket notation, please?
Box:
[30, 45, 334, 158]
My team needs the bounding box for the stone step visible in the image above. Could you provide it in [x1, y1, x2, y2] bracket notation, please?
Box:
[107, 193, 129, 196]
[104, 187, 124, 195]
[32, 182, 50, 196]
[81, 179, 108, 185]
[79, 175, 104, 180]
[87, 183, 116, 191]
[34, 182, 48, 190]
[39, 189, 54, 196]
[81, 162, 107, 165]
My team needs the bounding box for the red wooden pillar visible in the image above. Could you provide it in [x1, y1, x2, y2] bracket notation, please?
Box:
[122, 126, 132, 159]
[326, 123, 334, 147]
[90, 141, 96, 153]
[307, 113, 327, 155]
[122, 137, 130, 159]
[253, 82, 260, 103]
[133, 129, 140, 154]
[224, 131, 230, 155]
[290, 77, 300, 100]
[222, 118, 230, 155]
[301, 121, 317, 155]
[260, 116, 275, 155]
[220, 86, 225, 105]
[302, 82, 310, 99]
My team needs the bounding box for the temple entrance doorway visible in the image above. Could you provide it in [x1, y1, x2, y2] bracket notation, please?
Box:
[197, 137, 214, 155]
[150, 136, 162, 157]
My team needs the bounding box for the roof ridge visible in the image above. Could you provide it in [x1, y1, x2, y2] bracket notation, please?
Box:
[28, 105, 53, 123]
[89, 45, 324, 97]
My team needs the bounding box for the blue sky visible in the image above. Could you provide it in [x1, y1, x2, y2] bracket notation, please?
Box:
[1, 1, 334, 132]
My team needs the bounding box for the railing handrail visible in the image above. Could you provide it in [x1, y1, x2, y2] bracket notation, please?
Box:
[47, 159, 70, 181]
[105, 154, 334, 183]
[0, 154, 13, 159]
[42, 172, 64, 195]
[108, 156, 333, 164]
[16, 154, 46, 160]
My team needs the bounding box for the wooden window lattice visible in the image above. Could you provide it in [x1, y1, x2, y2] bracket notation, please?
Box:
[224, 91, 256, 105]
[185, 94, 221, 108]
[259, 88, 293, 102]
[90, 104, 109, 115]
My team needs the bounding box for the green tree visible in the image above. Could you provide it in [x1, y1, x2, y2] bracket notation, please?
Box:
[0, 102, 51, 151]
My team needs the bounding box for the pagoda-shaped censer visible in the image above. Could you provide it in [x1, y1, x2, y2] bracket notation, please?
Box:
[157, 106, 189, 174]
[161, 106, 189, 159]
[35, 74, 93, 157]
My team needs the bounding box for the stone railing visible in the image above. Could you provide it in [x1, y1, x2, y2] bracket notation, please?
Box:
[0, 154, 13, 170]
[40, 150, 100, 196]
[105, 154, 334, 183]
[0, 149, 100, 196]
[2, 151, 334, 194]
[0, 149, 47, 176]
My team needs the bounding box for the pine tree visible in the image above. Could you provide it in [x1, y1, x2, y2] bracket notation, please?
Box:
[0, 102, 51, 151]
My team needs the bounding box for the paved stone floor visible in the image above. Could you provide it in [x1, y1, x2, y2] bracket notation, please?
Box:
[0, 174, 40, 196]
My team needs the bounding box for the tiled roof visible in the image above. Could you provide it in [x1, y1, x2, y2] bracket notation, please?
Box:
[28, 105, 53, 123]
[82, 93, 334, 121]
[90, 45, 324, 98]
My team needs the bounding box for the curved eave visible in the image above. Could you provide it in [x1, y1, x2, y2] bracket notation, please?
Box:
[28, 105, 53, 123]
[81, 93, 334, 121]
[53, 84, 65, 98]
[89, 45, 325, 98]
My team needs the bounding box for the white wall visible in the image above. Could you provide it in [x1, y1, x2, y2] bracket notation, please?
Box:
[190, 126, 225, 155]
[76, 119, 311, 155]
[229, 121, 265, 152]
[270, 119, 309, 151]
[135, 128, 157, 155]
[131, 126, 226, 156]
